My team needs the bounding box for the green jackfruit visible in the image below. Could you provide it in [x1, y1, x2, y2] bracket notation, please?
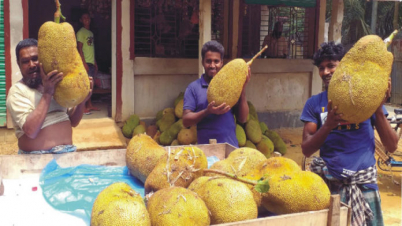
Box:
[156, 113, 176, 132]
[159, 119, 184, 145]
[265, 130, 287, 155]
[259, 122, 268, 134]
[328, 34, 394, 123]
[122, 114, 140, 138]
[236, 124, 247, 147]
[244, 140, 257, 149]
[245, 120, 262, 144]
[174, 92, 184, 107]
[132, 124, 146, 137]
[155, 110, 163, 121]
[248, 101, 259, 121]
[256, 136, 274, 158]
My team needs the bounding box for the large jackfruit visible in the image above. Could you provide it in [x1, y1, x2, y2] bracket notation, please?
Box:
[265, 130, 287, 155]
[122, 114, 140, 138]
[126, 134, 166, 183]
[147, 187, 210, 226]
[245, 119, 262, 144]
[144, 146, 207, 194]
[37, 3, 89, 108]
[156, 112, 176, 132]
[177, 128, 195, 145]
[207, 46, 267, 107]
[174, 99, 184, 118]
[328, 33, 395, 123]
[159, 119, 184, 145]
[91, 182, 150, 226]
[256, 135, 274, 158]
[248, 101, 259, 121]
[236, 124, 247, 147]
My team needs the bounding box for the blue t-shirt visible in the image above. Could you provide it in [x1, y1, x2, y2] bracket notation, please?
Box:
[183, 75, 238, 147]
[300, 91, 387, 190]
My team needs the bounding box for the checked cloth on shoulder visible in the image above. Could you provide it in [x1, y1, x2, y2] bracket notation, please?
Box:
[310, 157, 377, 226]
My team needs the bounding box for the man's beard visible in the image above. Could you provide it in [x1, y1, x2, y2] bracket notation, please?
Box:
[23, 77, 42, 89]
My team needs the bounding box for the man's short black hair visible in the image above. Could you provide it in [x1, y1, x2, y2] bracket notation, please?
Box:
[313, 41, 345, 66]
[201, 40, 224, 60]
[15, 38, 37, 63]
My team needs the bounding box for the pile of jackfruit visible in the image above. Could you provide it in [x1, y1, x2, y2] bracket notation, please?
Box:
[121, 92, 197, 146]
[92, 142, 331, 226]
[237, 101, 287, 157]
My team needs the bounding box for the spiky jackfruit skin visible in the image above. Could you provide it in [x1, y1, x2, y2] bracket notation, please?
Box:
[194, 177, 258, 224]
[122, 114, 140, 138]
[144, 146, 207, 194]
[206, 147, 267, 177]
[147, 187, 210, 226]
[38, 22, 90, 108]
[187, 176, 212, 193]
[236, 124, 247, 147]
[245, 120, 262, 144]
[126, 134, 166, 183]
[328, 35, 393, 123]
[156, 113, 176, 132]
[265, 130, 287, 155]
[207, 59, 248, 107]
[261, 171, 330, 214]
[91, 182, 150, 226]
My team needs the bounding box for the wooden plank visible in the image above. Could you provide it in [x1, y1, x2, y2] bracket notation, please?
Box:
[327, 195, 341, 226]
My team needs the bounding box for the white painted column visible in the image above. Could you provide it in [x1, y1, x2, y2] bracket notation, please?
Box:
[328, 0, 344, 44]
[111, 0, 117, 121]
[199, 0, 212, 77]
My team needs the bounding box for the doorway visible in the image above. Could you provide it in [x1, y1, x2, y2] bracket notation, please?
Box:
[28, 0, 112, 118]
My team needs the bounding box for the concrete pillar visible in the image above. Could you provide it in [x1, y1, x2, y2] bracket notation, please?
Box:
[199, 0, 212, 77]
[371, 0, 378, 34]
[328, 0, 343, 44]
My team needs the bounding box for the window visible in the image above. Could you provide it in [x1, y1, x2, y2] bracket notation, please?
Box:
[134, 0, 224, 58]
[240, 4, 317, 59]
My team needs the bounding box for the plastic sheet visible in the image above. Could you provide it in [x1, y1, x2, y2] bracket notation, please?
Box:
[39, 156, 221, 223]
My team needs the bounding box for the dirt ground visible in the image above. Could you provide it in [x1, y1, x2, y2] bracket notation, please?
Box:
[0, 127, 401, 225]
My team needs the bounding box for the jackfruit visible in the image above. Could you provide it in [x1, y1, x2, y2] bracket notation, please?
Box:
[261, 171, 330, 214]
[245, 119, 262, 144]
[91, 182, 150, 226]
[122, 114, 140, 138]
[248, 101, 259, 121]
[236, 124, 247, 147]
[126, 134, 166, 183]
[174, 99, 184, 118]
[194, 177, 258, 224]
[132, 124, 146, 137]
[153, 131, 161, 144]
[259, 122, 268, 134]
[187, 176, 213, 193]
[163, 107, 175, 115]
[207, 46, 267, 107]
[156, 113, 176, 132]
[174, 92, 184, 107]
[244, 140, 257, 149]
[144, 146, 207, 194]
[177, 128, 195, 145]
[206, 147, 267, 177]
[256, 136, 274, 158]
[146, 125, 158, 138]
[159, 119, 184, 145]
[171, 139, 179, 146]
[155, 110, 164, 121]
[265, 130, 287, 155]
[328, 34, 395, 123]
[147, 187, 210, 226]
[37, 3, 89, 108]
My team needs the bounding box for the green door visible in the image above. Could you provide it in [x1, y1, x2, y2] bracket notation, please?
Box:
[0, 0, 6, 126]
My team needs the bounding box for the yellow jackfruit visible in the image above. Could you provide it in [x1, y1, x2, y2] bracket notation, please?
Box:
[126, 134, 166, 183]
[174, 99, 184, 118]
[236, 124, 247, 147]
[144, 146, 207, 194]
[174, 92, 184, 107]
[328, 34, 394, 123]
[194, 177, 258, 224]
[207, 47, 267, 107]
[37, 4, 89, 108]
[177, 128, 195, 145]
[91, 182, 150, 226]
[147, 187, 210, 226]
[245, 119, 262, 144]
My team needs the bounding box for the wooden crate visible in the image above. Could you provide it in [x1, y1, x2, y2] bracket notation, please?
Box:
[0, 144, 351, 226]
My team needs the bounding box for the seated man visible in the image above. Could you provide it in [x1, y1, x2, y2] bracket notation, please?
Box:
[6, 38, 93, 154]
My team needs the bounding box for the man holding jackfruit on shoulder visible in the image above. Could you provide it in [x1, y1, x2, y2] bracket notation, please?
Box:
[6, 39, 93, 154]
[300, 41, 398, 226]
[182, 41, 250, 148]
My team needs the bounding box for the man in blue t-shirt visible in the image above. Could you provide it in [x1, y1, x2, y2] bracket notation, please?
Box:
[182, 41, 250, 147]
[300, 42, 398, 226]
